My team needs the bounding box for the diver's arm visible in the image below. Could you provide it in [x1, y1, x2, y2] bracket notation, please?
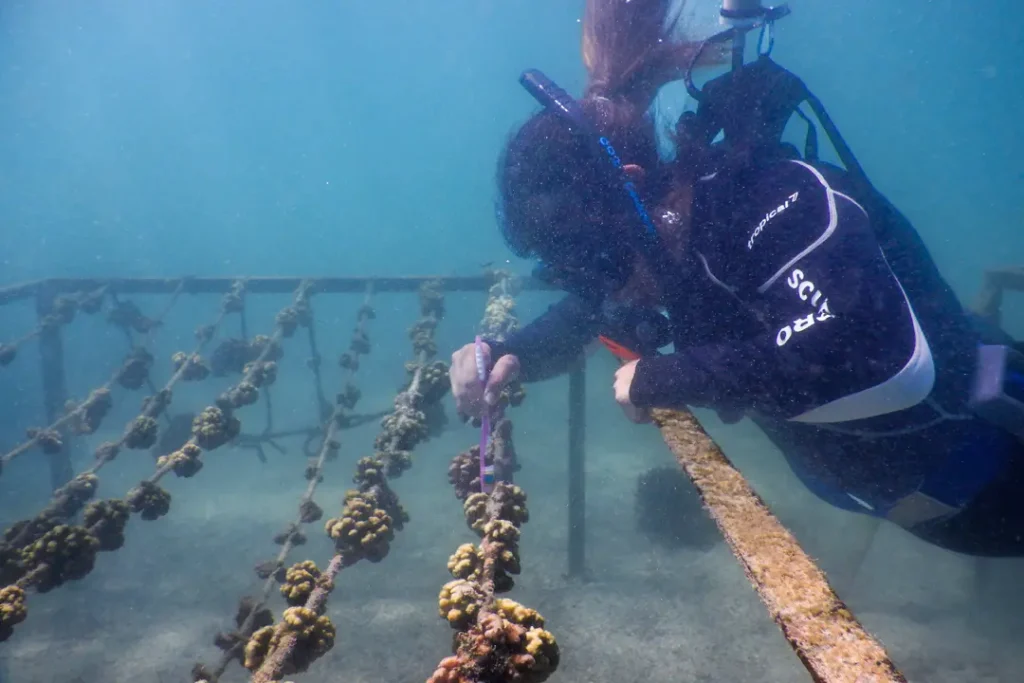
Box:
[631, 161, 928, 418]
[486, 294, 602, 382]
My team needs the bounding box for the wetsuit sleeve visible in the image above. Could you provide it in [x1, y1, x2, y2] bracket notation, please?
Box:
[486, 294, 602, 382]
[630, 161, 926, 418]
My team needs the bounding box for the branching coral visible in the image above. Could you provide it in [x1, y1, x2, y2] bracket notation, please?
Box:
[191, 406, 241, 450]
[428, 277, 558, 683]
[324, 493, 395, 564]
[438, 579, 485, 630]
[427, 610, 559, 683]
[124, 416, 159, 450]
[409, 318, 439, 358]
[0, 281, 238, 641]
[107, 299, 159, 334]
[156, 443, 204, 478]
[172, 352, 211, 381]
[280, 561, 327, 606]
[213, 597, 274, 667]
[377, 391, 429, 452]
[25, 427, 63, 455]
[203, 283, 379, 683]
[68, 388, 113, 435]
[50, 473, 99, 518]
[243, 607, 336, 676]
[244, 360, 277, 387]
[447, 543, 484, 581]
[116, 348, 154, 390]
[0, 544, 24, 587]
[0, 586, 28, 642]
[478, 271, 521, 343]
[20, 524, 99, 593]
[126, 481, 172, 521]
[243, 281, 448, 683]
[449, 446, 483, 501]
[83, 499, 130, 551]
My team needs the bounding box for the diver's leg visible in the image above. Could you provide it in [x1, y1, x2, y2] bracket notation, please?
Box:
[906, 441, 1024, 557]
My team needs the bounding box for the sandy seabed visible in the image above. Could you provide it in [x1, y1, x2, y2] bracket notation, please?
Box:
[2, 380, 1023, 683]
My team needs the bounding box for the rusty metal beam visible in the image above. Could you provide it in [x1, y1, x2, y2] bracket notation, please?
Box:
[652, 408, 906, 683]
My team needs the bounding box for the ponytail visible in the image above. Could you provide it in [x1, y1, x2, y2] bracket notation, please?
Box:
[581, 0, 713, 115]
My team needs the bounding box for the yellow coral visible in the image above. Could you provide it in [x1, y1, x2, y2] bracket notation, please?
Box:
[243, 625, 275, 670]
[280, 561, 320, 606]
[446, 544, 482, 580]
[437, 579, 482, 630]
[483, 519, 520, 546]
[495, 598, 545, 629]
[0, 585, 27, 641]
[123, 416, 159, 449]
[522, 627, 560, 679]
[463, 493, 489, 534]
[324, 494, 394, 563]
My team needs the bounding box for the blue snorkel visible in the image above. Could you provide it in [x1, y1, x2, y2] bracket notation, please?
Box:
[518, 69, 674, 304]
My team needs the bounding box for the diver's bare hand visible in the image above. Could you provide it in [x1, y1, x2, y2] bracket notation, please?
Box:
[450, 342, 520, 419]
[614, 360, 652, 424]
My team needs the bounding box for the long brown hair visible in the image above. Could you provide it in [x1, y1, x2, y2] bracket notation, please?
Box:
[582, 0, 706, 112]
[497, 0, 716, 260]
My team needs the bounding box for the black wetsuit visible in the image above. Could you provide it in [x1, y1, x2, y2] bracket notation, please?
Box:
[488, 159, 1024, 556]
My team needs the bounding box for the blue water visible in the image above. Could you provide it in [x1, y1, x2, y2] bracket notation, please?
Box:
[1, 1, 1023, 681]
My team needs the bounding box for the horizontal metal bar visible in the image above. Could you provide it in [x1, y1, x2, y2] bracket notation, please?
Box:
[0, 280, 43, 306]
[27, 275, 554, 296]
[653, 408, 906, 683]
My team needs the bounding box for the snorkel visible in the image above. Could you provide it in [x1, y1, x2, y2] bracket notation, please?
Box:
[518, 69, 676, 306]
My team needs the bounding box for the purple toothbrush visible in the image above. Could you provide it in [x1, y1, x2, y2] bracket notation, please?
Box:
[474, 336, 495, 494]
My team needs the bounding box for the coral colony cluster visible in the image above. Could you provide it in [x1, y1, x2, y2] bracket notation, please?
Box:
[430, 272, 559, 683]
[0, 272, 561, 683]
[0, 280, 314, 641]
[213, 281, 451, 683]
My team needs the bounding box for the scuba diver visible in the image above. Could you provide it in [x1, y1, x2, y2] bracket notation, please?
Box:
[449, 0, 1024, 557]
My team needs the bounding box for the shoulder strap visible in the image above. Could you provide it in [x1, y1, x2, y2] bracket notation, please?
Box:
[678, 56, 817, 170]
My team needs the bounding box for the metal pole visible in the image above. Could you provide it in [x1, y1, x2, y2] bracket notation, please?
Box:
[730, 30, 746, 71]
[567, 353, 586, 578]
[35, 285, 74, 489]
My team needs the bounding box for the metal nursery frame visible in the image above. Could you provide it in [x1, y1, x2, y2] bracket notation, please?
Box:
[0, 274, 586, 582]
[2, 267, 1022, 683]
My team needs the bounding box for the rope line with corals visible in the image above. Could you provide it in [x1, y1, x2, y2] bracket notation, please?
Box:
[0, 286, 108, 370]
[430, 448, 558, 683]
[1, 281, 241, 557]
[429, 278, 557, 683]
[0, 281, 189, 472]
[465, 271, 525, 428]
[478, 269, 520, 344]
[195, 283, 377, 683]
[0, 281, 322, 642]
[243, 280, 450, 683]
